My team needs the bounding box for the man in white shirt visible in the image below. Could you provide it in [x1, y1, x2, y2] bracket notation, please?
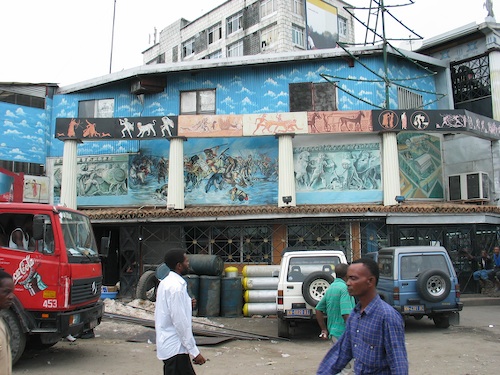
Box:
[155, 249, 206, 374]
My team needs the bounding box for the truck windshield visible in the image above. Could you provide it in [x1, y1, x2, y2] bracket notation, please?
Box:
[59, 211, 99, 262]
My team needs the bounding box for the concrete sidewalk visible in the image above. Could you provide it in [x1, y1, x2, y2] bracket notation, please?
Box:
[460, 293, 500, 306]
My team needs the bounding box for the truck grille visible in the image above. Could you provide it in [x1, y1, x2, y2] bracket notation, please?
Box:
[71, 277, 102, 305]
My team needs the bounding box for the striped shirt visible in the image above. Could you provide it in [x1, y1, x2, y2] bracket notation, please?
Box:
[317, 294, 408, 375]
[315, 278, 355, 339]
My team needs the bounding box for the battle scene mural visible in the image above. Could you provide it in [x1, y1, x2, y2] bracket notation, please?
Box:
[293, 142, 382, 204]
[397, 133, 444, 199]
[184, 137, 279, 206]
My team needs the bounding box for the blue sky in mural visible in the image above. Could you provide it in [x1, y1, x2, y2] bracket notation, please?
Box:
[0, 102, 47, 164]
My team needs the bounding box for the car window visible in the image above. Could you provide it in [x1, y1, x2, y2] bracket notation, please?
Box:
[400, 254, 450, 279]
[287, 256, 341, 281]
[378, 256, 393, 277]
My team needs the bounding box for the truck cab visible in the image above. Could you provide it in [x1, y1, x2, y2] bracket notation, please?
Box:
[0, 203, 105, 363]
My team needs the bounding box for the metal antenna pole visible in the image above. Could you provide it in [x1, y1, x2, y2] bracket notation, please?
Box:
[109, 0, 117, 74]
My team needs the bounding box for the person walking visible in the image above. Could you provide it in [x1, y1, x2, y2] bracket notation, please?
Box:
[155, 249, 206, 375]
[317, 258, 408, 375]
[315, 263, 354, 342]
[0, 270, 14, 375]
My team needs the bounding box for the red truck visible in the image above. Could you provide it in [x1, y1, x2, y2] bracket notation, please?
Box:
[0, 202, 106, 363]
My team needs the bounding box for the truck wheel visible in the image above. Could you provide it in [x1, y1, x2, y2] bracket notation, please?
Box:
[136, 270, 159, 302]
[26, 334, 58, 350]
[433, 315, 450, 328]
[416, 269, 451, 302]
[0, 309, 27, 364]
[302, 272, 334, 307]
[277, 319, 290, 338]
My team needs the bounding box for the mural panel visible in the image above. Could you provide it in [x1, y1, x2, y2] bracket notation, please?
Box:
[397, 133, 444, 199]
[243, 113, 308, 136]
[307, 110, 372, 133]
[294, 142, 382, 204]
[178, 115, 243, 137]
[184, 137, 278, 206]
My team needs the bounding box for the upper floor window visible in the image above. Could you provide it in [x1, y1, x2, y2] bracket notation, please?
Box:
[180, 89, 216, 115]
[0, 91, 45, 109]
[261, 0, 276, 18]
[261, 24, 278, 49]
[292, 0, 304, 16]
[292, 25, 305, 47]
[289, 82, 337, 112]
[227, 41, 244, 57]
[338, 16, 347, 38]
[227, 12, 243, 35]
[397, 87, 423, 109]
[451, 56, 491, 105]
[182, 38, 195, 58]
[205, 50, 223, 59]
[208, 23, 222, 45]
[78, 99, 114, 118]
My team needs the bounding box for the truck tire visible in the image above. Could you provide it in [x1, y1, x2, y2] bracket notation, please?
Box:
[301, 272, 334, 307]
[277, 318, 290, 338]
[0, 309, 27, 365]
[416, 269, 451, 303]
[136, 270, 159, 302]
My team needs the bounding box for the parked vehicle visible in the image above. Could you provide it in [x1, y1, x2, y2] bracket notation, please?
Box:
[375, 246, 463, 328]
[276, 249, 347, 338]
[0, 203, 106, 363]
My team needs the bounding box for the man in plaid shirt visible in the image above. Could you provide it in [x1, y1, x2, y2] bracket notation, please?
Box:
[317, 258, 408, 375]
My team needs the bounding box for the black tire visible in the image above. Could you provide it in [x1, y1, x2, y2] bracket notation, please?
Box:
[301, 272, 334, 307]
[136, 270, 159, 302]
[277, 318, 290, 338]
[0, 309, 27, 365]
[416, 269, 451, 302]
[433, 315, 450, 329]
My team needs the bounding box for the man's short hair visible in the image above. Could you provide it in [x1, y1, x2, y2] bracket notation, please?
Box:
[164, 249, 186, 270]
[335, 263, 348, 278]
[352, 258, 379, 285]
[0, 270, 13, 282]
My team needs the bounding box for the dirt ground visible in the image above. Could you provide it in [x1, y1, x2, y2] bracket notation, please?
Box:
[13, 305, 500, 375]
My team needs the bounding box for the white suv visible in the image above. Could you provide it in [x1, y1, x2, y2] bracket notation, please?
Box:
[276, 249, 347, 338]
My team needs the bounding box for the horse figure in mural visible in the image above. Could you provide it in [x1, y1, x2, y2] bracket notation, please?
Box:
[339, 111, 365, 131]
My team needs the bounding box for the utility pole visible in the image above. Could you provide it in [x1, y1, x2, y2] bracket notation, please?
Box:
[109, 0, 117, 74]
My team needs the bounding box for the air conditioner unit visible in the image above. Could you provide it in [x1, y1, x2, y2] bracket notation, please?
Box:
[448, 172, 489, 201]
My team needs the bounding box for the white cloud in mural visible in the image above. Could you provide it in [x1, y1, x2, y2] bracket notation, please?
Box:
[57, 98, 69, 107]
[237, 87, 254, 95]
[15, 108, 26, 116]
[4, 120, 15, 128]
[241, 97, 256, 106]
[359, 90, 373, 96]
[179, 77, 197, 84]
[275, 101, 287, 107]
[9, 148, 25, 155]
[264, 90, 276, 98]
[5, 110, 17, 118]
[316, 65, 330, 74]
[202, 80, 215, 86]
[289, 69, 300, 76]
[35, 121, 44, 128]
[152, 106, 166, 115]
[0, 143, 5, 147]
[101, 144, 114, 151]
[118, 93, 129, 99]
[257, 106, 271, 113]
[38, 112, 47, 120]
[264, 78, 278, 86]
[118, 105, 131, 112]
[217, 83, 228, 92]
[276, 74, 287, 80]
[305, 71, 318, 80]
[18, 119, 29, 127]
[149, 102, 162, 109]
[4, 129, 22, 135]
[276, 91, 288, 98]
[14, 155, 28, 160]
[117, 146, 127, 153]
[221, 96, 235, 107]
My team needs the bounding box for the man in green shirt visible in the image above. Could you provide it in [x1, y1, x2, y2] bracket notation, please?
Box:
[315, 263, 354, 341]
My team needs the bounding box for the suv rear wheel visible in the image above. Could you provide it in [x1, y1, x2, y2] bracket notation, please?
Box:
[416, 269, 451, 303]
[433, 315, 450, 328]
[301, 272, 334, 307]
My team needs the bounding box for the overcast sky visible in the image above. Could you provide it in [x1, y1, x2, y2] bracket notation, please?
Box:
[0, 0, 497, 86]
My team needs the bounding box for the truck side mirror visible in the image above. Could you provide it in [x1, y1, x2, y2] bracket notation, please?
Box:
[32, 215, 44, 241]
[100, 236, 110, 258]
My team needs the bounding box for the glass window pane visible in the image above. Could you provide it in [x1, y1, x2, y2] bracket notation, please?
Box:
[78, 100, 95, 117]
[180, 92, 197, 114]
[199, 90, 215, 112]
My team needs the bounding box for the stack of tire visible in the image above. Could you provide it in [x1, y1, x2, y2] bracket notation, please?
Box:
[241, 265, 280, 317]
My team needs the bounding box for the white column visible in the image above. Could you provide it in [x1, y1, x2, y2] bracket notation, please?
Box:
[59, 140, 78, 209]
[277, 134, 296, 207]
[167, 137, 186, 210]
[489, 50, 500, 121]
[382, 132, 401, 206]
